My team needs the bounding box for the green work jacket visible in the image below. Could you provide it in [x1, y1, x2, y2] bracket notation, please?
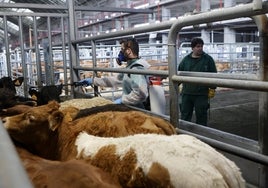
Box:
[178, 52, 217, 95]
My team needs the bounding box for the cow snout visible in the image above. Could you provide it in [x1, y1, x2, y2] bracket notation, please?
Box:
[2, 117, 8, 127]
[1, 117, 14, 129]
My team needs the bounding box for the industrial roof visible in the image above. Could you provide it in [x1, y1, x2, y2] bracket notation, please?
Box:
[0, 0, 254, 40]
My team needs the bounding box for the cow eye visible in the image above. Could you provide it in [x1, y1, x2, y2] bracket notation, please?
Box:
[29, 114, 36, 121]
[24, 112, 36, 121]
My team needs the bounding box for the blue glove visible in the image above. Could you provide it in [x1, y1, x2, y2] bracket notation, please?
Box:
[113, 98, 122, 104]
[74, 78, 92, 87]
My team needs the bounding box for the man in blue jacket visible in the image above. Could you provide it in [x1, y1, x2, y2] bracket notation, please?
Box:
[178, 37, 217, 126]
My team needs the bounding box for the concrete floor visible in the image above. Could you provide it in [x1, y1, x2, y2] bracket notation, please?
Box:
[209, 89, 262, 187]
[165, 89, 259, 140]
[208, 89, 259, 140]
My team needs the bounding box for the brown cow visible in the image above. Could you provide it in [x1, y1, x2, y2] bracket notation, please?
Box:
[0, 102, 120, 187]
[3, 101, 176, 160]
[16, 146, 121, 188]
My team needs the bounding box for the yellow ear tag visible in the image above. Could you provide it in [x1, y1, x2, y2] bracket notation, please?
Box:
[14, 80, 20, 86]
[32, 94, 37, 101]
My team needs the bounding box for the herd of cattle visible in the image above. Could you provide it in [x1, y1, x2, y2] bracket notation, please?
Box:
[0, 76, 246, 188]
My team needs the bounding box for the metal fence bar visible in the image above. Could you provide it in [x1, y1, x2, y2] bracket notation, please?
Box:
[173, 74, 268, 92]
[72, 66, 168, 77]
[3, 15, 11, 77]
[177, 71, 258, 80]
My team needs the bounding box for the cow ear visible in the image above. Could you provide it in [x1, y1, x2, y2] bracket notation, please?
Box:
[48, 111, 64, 131]
[26, 113, 36, 121]
[48, 101, 60, 110]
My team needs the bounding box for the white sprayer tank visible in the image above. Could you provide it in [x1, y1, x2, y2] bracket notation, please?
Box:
[149, 77, 166, 115]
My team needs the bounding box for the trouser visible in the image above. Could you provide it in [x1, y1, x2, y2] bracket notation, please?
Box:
[180, 94, 209, 126]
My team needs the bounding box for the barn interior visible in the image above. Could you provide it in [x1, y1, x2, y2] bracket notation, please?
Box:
[0, 0, 268, 187]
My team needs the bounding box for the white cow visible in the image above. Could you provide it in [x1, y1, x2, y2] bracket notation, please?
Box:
[75, 133, 245, 188]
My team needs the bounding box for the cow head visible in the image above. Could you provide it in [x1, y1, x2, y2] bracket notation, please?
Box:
[3, 101, 63, 146]
[0, 76, 24, 94]
[29, 84, 63, 105]
[0, 88, 18, 110]
[29, 87, 40, 101]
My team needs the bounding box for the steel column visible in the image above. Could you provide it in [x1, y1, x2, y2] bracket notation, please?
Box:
[252, 14, 268, 188]
[3, 16, 11, 77]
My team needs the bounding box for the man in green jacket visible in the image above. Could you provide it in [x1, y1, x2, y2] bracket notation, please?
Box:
[178, 37, 217, 126]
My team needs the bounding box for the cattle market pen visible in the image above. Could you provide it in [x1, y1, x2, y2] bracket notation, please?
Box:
[1, 1, 268, 187]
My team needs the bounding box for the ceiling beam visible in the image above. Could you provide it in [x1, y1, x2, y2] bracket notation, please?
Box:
[0, 3, 67, 10]
[75, 6, 154, 14]
[0, 2, 154, 14]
